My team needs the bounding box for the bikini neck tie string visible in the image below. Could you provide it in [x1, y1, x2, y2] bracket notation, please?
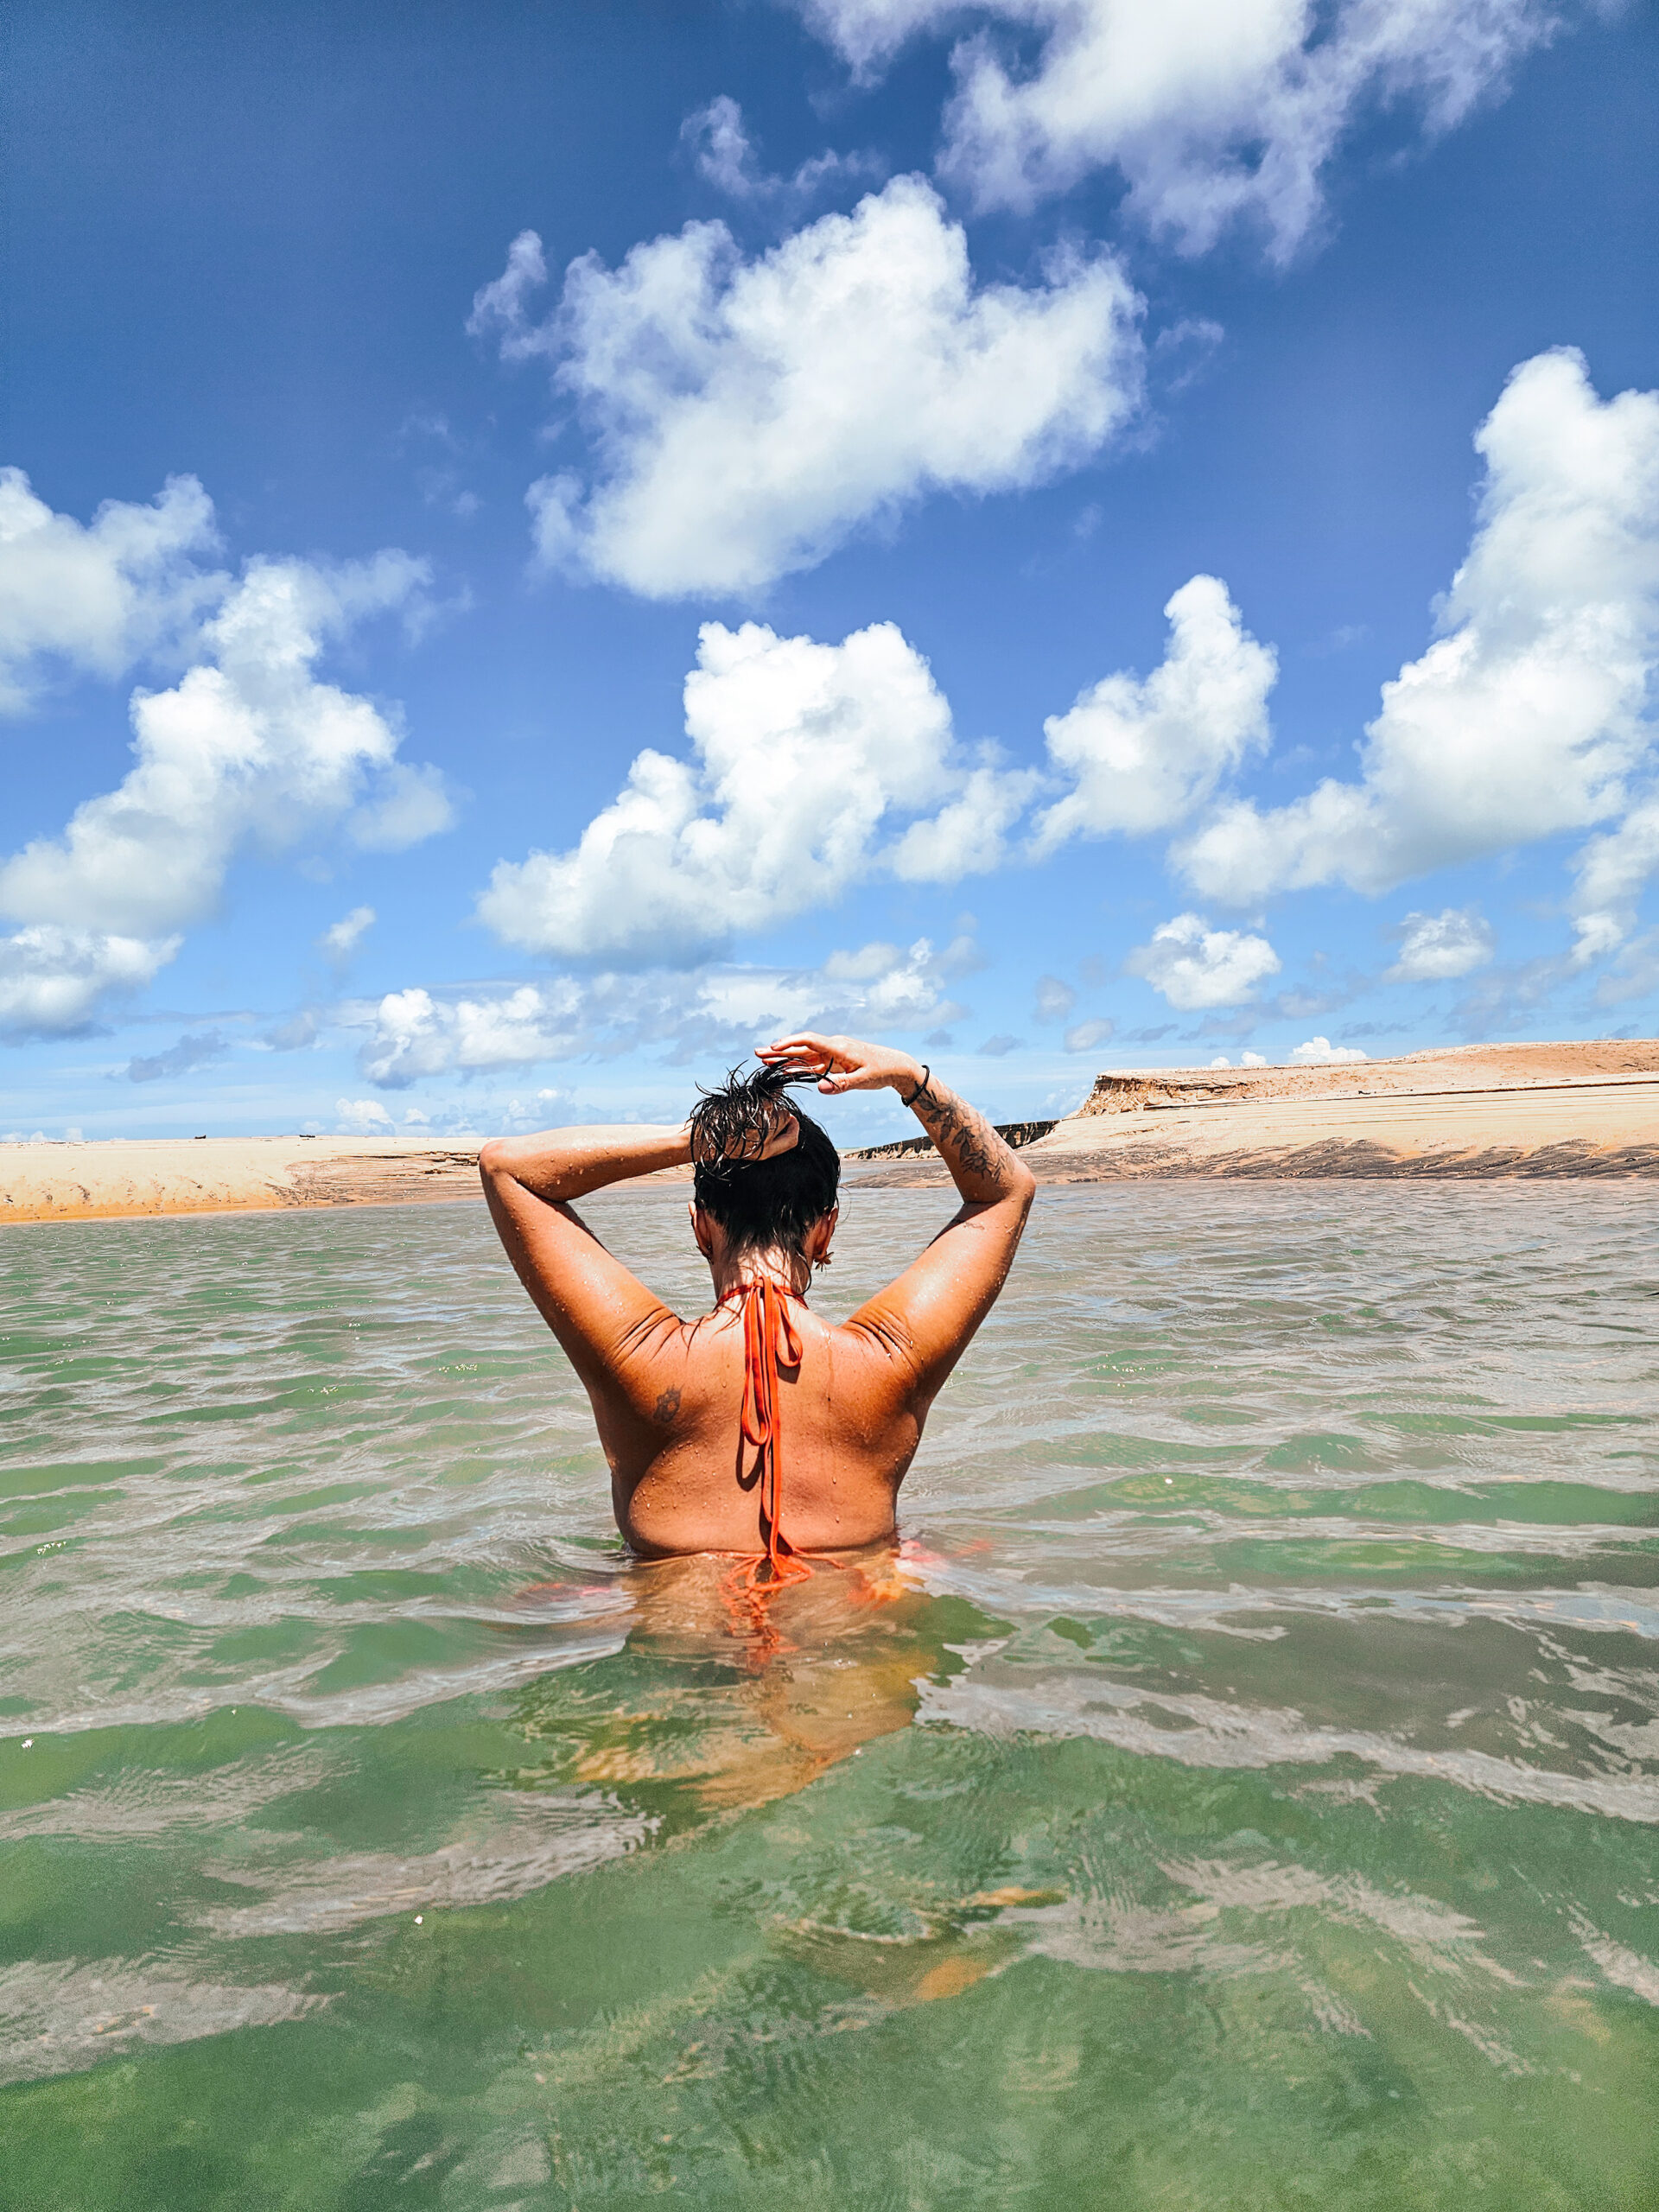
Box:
[713, 1278, 817, 1668]
[719, 1275, 813, 1594]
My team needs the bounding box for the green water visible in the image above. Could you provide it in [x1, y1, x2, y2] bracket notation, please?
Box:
[2, 1184, 1656, 2209]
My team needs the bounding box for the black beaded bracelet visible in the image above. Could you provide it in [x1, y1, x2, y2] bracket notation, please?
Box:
[899, 1063, 931, 1109]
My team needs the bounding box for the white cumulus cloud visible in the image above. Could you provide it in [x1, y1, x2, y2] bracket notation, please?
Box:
[358, 982, 588, 1088]
[472, 175, 1143, 597]
[1124, 911, 1281, 1009]
[798, 0, 1562, 260]
[0, 928, 171, 1043]
[0, 469, 226, 713]
[335, 1098, 395, 1133]
[477, 616, 1024, 964]
[1567, 791, 1659, 965]
[1178, 351, 1659, 924]
[887, 759, 1041, 882]
[1290, 1035, 1369, 1064]
[0, 548, 451, 1036]
[1385, 906, 1495, 982]
[1033, 574, 1275, 850]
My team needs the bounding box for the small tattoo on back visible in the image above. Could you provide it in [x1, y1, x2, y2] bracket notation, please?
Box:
[653, 1386, 683, 1426]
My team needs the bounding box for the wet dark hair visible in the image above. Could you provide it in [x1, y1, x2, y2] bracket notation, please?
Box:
[690, 1063, 840, 1258]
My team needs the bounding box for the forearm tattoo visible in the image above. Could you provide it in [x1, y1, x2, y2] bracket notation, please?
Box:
[910, 1077, 1020, 1192]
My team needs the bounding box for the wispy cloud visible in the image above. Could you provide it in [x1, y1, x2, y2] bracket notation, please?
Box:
[680, 94, 883, 211]
[353, 934, 980, 1088]
[319, 906, 376, 963]
[124, 1028, 226, 1084]
[797, 0, 1566, 261]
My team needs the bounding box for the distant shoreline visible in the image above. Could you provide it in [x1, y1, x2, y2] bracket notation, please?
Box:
[3, 1040, 1656, 1225]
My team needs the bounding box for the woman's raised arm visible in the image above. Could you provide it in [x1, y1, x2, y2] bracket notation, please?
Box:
[477, 1122, 692, 1205]
[476, 1104, 805, 1421]
[758, 1034, 1035, 1398]
[477, 1125, 696, 1421]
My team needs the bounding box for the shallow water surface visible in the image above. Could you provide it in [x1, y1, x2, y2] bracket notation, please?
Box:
[2, 1183, 1656, 2209]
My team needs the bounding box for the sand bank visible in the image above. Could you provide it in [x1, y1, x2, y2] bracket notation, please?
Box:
[0, 1135, 482, 1225]
[850, 1040, 1659, 1186]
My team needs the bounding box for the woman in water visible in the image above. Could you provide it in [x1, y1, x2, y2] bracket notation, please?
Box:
[479, 1032, 1034, 1570]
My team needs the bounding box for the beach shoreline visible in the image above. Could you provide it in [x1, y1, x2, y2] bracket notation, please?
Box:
[3, 1040, 1655, 1224]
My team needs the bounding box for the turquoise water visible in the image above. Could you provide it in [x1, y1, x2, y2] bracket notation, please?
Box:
[2, 1182, 1656, 2209]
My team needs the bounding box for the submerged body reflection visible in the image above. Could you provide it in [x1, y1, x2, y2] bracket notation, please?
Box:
[512, 1543, 976, 1815]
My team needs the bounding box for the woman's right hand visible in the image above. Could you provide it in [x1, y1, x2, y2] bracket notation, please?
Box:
[686, 1102, 800, 1167]
[758, 1033, 925, 1097]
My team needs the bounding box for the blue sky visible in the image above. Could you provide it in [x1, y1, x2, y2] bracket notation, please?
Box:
[3, 0, 1657, 1144]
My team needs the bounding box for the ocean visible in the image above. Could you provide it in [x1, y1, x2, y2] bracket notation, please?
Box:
[2, 1183, 1656, 2208]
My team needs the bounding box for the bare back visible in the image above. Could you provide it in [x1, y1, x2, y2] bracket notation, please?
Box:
[478, 1035, 1036, 1561]
[589, 1301, 914, 1553]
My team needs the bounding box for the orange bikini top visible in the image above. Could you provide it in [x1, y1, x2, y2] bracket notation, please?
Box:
[716, 1276, 815, 1595]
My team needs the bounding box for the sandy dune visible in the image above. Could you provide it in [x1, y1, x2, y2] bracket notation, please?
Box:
[3, 1042, 1656, 1224]
[852, 1039, 1659, 1186]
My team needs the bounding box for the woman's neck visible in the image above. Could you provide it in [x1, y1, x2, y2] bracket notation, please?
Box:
[712, 1244, 810, 1303]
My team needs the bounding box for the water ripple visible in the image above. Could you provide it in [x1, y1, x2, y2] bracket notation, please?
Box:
[3, 1183, 1658, 2199]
